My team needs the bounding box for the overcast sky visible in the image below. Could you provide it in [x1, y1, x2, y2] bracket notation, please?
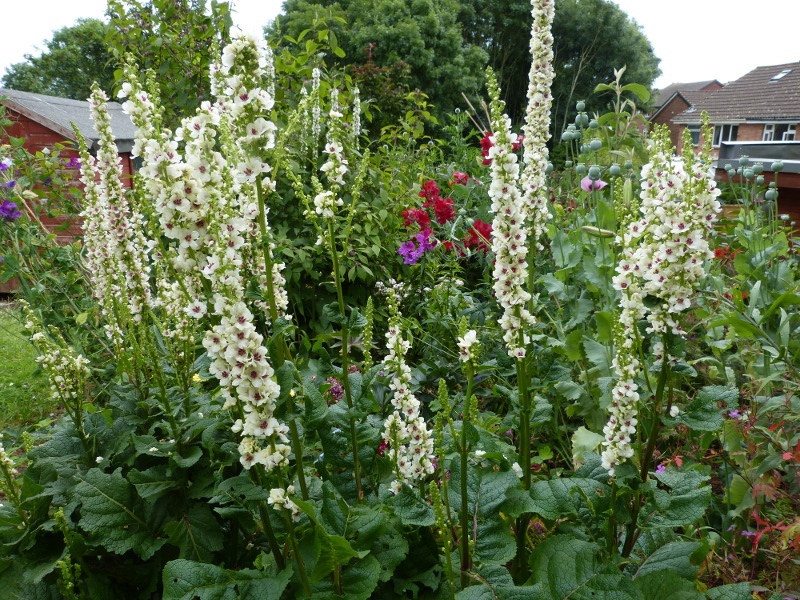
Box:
[3, 0, 799, 92]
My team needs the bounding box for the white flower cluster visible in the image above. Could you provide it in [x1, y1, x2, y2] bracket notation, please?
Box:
[119, 64, 205, 349]
[320, 90, 349, 189]
[601, 125, 721, 476]
[457, 329, 480, 363]
[311, 68, 322, 143]
[486, 72, 536, 359]
[520, 0, 555, 248]
[381, 292, 435, 493]
[268, 486, 301, 521]
[375, 278, 411, 301]
[352, 87, 361, 147]
[313, 189, 344, 219]
[23, 305, 90, 408]
[77, 85, 153, 345]
[119, 30, 292, 472]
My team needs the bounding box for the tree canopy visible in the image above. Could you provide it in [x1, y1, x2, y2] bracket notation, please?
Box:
[1, 18, 116, 100]
[273, 0, 661, 131]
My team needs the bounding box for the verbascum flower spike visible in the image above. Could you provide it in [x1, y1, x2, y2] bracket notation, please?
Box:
[381, 290, 436, 493]
[486, 68, 536, 359]
[520, 0, 555, 248]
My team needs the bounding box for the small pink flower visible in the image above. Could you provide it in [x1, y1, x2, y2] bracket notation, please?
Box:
[581, 176, 607, 192]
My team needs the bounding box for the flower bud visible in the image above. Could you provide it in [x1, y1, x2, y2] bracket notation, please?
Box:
[575, 163, 586, 175]
[576, 101, 586, 112]
[589, 139, 602, 151]
[739, 155, 750, 166]
[588, 165, 601, 180]
[609, 164, 621, 177]
[771, 160, 784, 172]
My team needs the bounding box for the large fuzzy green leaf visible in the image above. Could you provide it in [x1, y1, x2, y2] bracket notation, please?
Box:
[645, 471, 711, 528]
[634, 571, 703, 600]
[162, 559, 291, 600]
[164, 504, 224, 562]
[527, 536, 643, 600]
[705, 583, 752, 600]
[387, 487, 435, 527]
[71, 468, 165, 559]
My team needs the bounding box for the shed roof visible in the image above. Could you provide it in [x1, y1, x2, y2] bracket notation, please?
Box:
[673, 62, 800, 124]
[0, 88, 136, 153]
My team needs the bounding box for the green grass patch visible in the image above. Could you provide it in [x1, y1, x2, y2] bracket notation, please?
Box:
[0, 305, 55, 428]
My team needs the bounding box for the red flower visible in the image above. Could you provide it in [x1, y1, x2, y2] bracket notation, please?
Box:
[432, 196, 455, 224]
[450, 171, 469, 186]
[714, 247, 729, 259]
[402, 208, 430, 228]
[419, 180, 440, 206]
[480, 132, 524, 165]
[464, 219, 492, 252]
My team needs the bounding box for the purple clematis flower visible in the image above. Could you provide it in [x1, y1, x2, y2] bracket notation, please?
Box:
[0, 199, 22, 222]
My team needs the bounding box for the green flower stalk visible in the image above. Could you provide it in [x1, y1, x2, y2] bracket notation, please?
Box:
[22, 303, 91, 453]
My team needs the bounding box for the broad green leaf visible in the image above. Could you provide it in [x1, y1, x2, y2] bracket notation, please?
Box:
[527, 536, 643, 600]
[705, 582, 752, 600]
[474, 514, 515, 565]
[128, 465, 177, 502]
[162, 559, 291, 600]
[634, 570, 703, 600]
[571, 427, 604, 466]
[646, 471, 710, 528]
[526, 477, 609, 521]
[311, 528, 365, 583]
[629, 541, 699, 580]
[312, 555, 381, 600]
[620, 83, 650, 102]
[387, 487, 435, 526]
[72, 468, 165, 559]
[164, 504, 224, 562]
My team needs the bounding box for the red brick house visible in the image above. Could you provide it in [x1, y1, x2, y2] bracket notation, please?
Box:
[649, 63, 800, 222]
[0, 88, 136, 292]
[648, 80, 723, 149]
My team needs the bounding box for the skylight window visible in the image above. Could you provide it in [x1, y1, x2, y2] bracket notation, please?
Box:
[771, 69, 792, 81]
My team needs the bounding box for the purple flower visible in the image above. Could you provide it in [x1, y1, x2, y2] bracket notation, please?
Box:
[0, 200, 21, 222]
[655, 464, 666, 474]
[741, 530, 756, 537]
[0, 158, 11, 171]
[65, 157, 82, 169]
[4, 180, 16, 190]
[580, 176, 608, 192]
[728, 409, 741, 419]
[398, 240, 420, 265]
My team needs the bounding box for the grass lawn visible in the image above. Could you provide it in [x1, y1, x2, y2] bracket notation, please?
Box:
[0, 302, 55, 429]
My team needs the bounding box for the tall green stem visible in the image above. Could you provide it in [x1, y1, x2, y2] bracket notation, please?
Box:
[459, 370, 475, 589]
[621, 339, 670, 557]
[326, 220, 364, 502]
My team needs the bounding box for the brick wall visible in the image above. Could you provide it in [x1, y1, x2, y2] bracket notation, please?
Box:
[737, 123, 764, 142]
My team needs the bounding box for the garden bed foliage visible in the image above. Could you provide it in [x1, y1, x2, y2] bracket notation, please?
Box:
[1, 1, 799, 598]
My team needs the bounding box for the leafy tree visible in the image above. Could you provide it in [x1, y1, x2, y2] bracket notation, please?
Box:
[270, 0, 487, 119]
[460, 0, 660, 130]
[274, 0, 660, 140]
[1, 19, 116, 100]
[105, 0, 233, 127]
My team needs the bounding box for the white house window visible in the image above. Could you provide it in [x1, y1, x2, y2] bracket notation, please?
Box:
[712, 125, 738, 147]
[762, 123, 796, 141]
[687, 125, 701, 146]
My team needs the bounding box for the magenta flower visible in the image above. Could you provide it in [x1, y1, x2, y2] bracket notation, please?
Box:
[580, 176, 607, 192]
